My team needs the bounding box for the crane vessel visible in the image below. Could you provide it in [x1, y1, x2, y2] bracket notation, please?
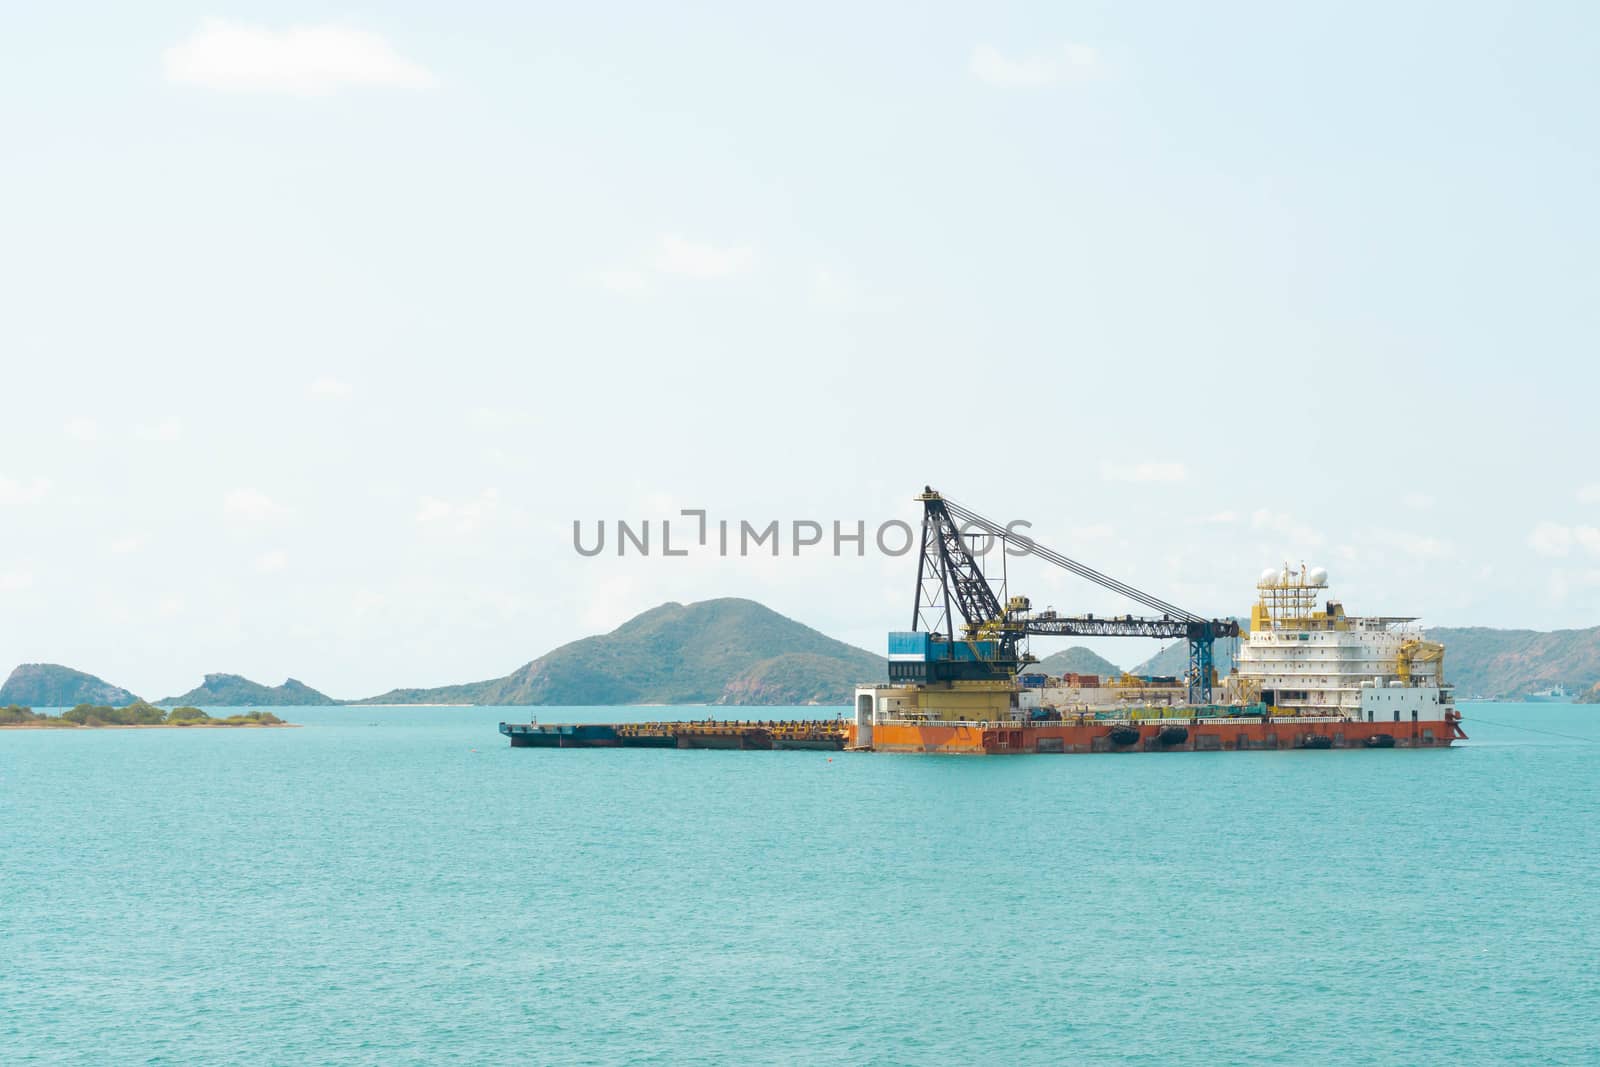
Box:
[500, 487, 1465, 753]
[846, 488, 1465, 754]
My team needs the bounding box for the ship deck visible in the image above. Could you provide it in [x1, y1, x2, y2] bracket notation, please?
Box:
[858, 714, 1465, 754]
[501, 713, 1466, 755]
[499, 720, 847, 750]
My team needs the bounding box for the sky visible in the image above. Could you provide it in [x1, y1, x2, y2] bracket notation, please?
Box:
[3, 2, 1598, 699]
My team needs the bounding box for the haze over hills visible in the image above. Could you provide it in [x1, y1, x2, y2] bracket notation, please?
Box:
[1423, 626, 1600, 698]
[0, 664, 140, 708]
[351, 598, 886, 707]
[156, 674, 335, 707]
[7, 604, 1600, 708]
[1130, 619, 1251, 679]
[1028, 647, 1124, 678]
[1125, 618, 1600, 699]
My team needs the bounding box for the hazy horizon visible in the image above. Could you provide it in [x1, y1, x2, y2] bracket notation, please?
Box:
[6, 3, 1598, 697]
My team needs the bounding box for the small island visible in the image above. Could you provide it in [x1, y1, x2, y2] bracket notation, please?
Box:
[0, 702, 293, 729]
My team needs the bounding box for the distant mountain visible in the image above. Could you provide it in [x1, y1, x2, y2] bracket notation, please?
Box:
[717, 651, 880, 706]
[349, 679, 503, 706]
[157, 674, 335, 707]
[1422, 625, 1600, 698]
[15, 603, 1595, 712]
[1130, 618, 1250, 678]
[349, 598, 886, 707]
[0, 663, 140, 708]
[1027, 646, 1123, 677]
[1124, 618, 1600, 699]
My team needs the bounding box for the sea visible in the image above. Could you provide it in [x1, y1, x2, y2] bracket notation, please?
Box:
[2, 702, 1596, 1066]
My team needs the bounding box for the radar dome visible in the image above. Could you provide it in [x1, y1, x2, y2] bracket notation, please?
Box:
[1307, 566, 1329, 587]
[1259, 568, 1279, 587]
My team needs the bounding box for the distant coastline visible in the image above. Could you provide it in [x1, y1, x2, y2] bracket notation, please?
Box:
[357, 703, 474, 708]
[1, 704, 292, 729]
[5, 598, 1600, 713]
[0, 721, 298, 730]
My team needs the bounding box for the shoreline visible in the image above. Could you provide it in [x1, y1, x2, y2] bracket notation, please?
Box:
[0, 722, 300, 731]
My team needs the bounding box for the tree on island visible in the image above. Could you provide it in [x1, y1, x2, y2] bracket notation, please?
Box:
[2, 703, 285, 727]
[1, 704, 41, 724]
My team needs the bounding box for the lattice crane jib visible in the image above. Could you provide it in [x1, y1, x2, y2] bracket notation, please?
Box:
[909, 488, 1240, 703]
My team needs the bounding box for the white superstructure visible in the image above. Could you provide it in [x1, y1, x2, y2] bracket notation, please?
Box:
[1229, 564, 1453, 720]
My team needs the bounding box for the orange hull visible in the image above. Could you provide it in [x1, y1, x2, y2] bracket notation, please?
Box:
[850, 718, 1465, 755]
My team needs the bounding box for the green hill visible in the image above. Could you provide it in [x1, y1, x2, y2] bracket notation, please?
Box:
[1130, 619, 1250, 677]
[18, 603, 1594, 711]
[347, 678, 503, 706]
[1422, 625, 1600, 698]
[351, 598, 885, 707]
[157, 674, 335, 707]
[0, 663, 140, 707]
[1125, 619, 1600, 698]
[1027, 646, 1123, 677]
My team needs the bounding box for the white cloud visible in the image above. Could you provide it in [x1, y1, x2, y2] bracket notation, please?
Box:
[1063, 44, 1099, 70]
[655, 235, 754, 279]
[135, 417, 183, 442]
[1404, 493, 1435, 511]
[416, 489, 500, 534]
[109, 536, 143, 556]
[581, 574, 641, 631]
[1251, 509, 1326, 548]
[164, 20, 438, 95]
[416, 497, 453, 523]
[254, 549, 289, 573]
[593, 268, 649, 294]
[1100, 461, 1186, 483]
[812, 267, 858, 310]
[309, 376, 353, 398]
[1366, 528, 1453, 560]
[467, 407, 533, 430]
[1579, 484, 1600, 504]
[0, 569, 33, 591]
[0, 475, 52, 507]
[1547, 569, 1570, 601]
[224, 488, 286, 521]
[64, 417, 99, 442]
[1528, 523, 1599, 557]
[1068, 523, 1115, 541]
[1528, 521, 1573, 557]
[1201, 511, 1237, 524]
[969, 42, 1099, 87]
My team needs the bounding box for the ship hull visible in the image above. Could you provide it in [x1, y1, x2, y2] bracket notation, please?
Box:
[501, 720, 848, 750]
[501, 723, 622, 748]
[677, 730, 773, 750]
[772, 737, 847, 751]
[849, 718, 1463, 755]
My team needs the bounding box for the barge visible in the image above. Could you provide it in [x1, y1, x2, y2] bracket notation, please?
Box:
[499, 719, 846, 750]
[847, 563, 1466, 754]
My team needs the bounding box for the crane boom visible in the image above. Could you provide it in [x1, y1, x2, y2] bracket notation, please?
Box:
[911, 488, 1240, 702]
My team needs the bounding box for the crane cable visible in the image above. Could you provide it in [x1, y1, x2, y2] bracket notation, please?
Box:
[941, 497, 1201, 622]
[942, 498, 1182, 615]
[1459, 714, 1597, 744]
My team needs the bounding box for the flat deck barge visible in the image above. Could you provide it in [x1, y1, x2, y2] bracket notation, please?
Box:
[499, 719, 847, 750]
[500, 711, 1465, 754]
[852, 713, 1465, 754]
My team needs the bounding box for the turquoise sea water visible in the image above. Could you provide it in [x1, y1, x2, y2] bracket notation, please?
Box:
[3, 702, 1597, 1065]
